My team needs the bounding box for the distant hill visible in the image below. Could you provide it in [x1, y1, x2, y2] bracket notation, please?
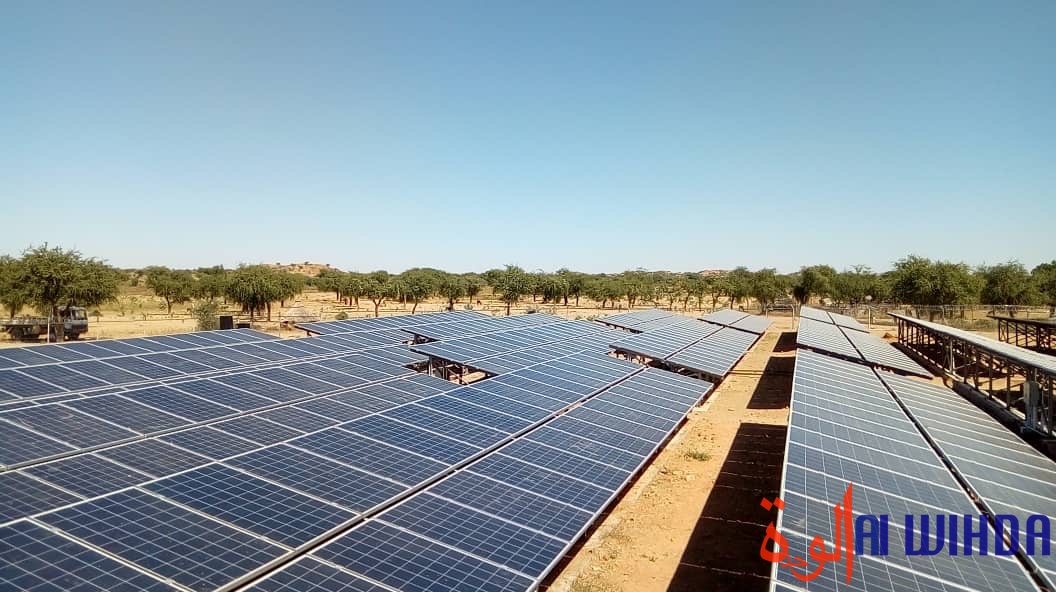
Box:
[266, 262, 335, 277]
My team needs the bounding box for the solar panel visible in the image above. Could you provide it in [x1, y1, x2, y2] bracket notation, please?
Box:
[230, 444, 408, 512]
[775, 349, 1041, 592]
[315, 520, 533, 591]
[38, 489, 286, 591]
[145, 464, 356, 547]
[98, 439, 211, 477]
[66, 393, 191, 433]
[0, 471, 81, 522]
[841, 327, 930, 376]
[244, 557, 387, 592]
[0, 521, 177, 591]
[795, 317, 860, 360]
[160, 426, 261, 459]
[25, 454, 150, 498]
[699, 308, 749, 326]
[667, 326, 760, 377]
[1, 404, 138, 448]
[291, 428, 449, 486]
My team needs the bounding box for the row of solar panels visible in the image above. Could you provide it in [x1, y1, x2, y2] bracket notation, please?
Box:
[411, 319, 611, 369]
[598, 307, 774, 336]
[0, 328, 424, 407]
[799, 305, 868, 333]
[796, 316, 930, 377]
[295, 309, 488, 335]
[0, 344, 712, 592]
[776, 350, 1042, 592]
[891, 312, 1056, 375]
[610, 318, 765, 379]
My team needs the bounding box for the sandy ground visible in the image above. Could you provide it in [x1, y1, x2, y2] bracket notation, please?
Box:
[542, 316, 796, 592]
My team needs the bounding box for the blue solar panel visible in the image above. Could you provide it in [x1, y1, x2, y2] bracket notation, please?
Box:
[450, 386, 554, 421]
[545, 415, 656, 456]
[245, 557, 387, 592]
[230, 445, 408, 512]
[430, 470, 594, 541]
[284, 362, 369, 389]
[416, 395, 535, 433]
[139, 351, 214, 374]
[468, 454, 612, 512]
[66, 394, 191, 433]
[215, 415, 304, 445]
[98, 439, 211, 477]
[39, 489, 286, 591]
[145, 464, 355, 547]
[64, 359, 149, 384]
[497, 440, 630, 490]
[378, 493, 565, 577]
[1, 404, 138, 448]
[170, 348, 242, 369]
[524, 426, 644, 471]
[382, 404, 512, 447]
[314, 521, 532, 592]
[0, 368, 66, 397]
[25, 454, 151, 498]
[0, 421, 75, 467]
[257, 406, 338, 432]
[341, 415, 481, 463]
[251, 367, 338, 394]
[18, 364, 110, 391]
[99, 355, 184, 380]
[213, 372, 306, 402]
[0, 347, 62, 366]
[161, 426, 261, 460]
[293, 398, 371, 422]
[125, 385, 236, 421]
[292, 428, 448, 486]
[172, 378, 277, 410]
[0, 521, 178, 591]
[0, 471, 81, 522]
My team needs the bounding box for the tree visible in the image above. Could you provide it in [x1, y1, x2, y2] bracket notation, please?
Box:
[17, 245, 121, 341]
[400, 269, 439, 314]
[192, 300, 221, 331]
[792, 265, 835, 305]
[493, 265, 531, 315]
[1033, 261, 1056, 316]
[538, 274, 569, 304]
[362, 277, 396, 317]
[979, 262, 1037, 313]
[193, 266, 229, 302]
[890, 255, 979, 319]
[225, 265, 284, 322]
[437, 274, 467, 311]
[145, 266, 195, 316]
[584, 277, 622, 309]
[0, 255, 29, 319]
[463, 274, 484, 304]
[342, 273, 366, 308]
[750, 268, 788, 312]
[557, 269, 586, 306]
[831, 265, 883, 305]
[726, 267, 754, 309]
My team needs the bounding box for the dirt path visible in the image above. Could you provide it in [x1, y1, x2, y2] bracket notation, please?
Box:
[544, 317, 796, 592]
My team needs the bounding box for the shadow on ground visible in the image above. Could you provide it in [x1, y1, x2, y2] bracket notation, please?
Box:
[666, 422, 788, 592]
[747, 350, 795, 410]
[772, 330, 798, 353]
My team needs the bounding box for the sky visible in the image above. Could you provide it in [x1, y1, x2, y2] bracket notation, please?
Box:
[3, 1, 1053, 274]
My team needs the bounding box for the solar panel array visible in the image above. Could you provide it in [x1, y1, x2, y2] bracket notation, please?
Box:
[609, 317, 766, 379]
[799, 305, 868, 333]
[411, 319, 610, 370]
[775, 350, 1041, 592]
[699, 309, 774, 335]
[405, 313, 566, 342]
[594, 308, 675, 331]
[880, 372, 1056, 590]
[890, 312, 1056, 375]
[295, 310, 488, 335]
[250, 368, 714, 592]
[0, 309, 740, 592]
[796, 317, 930, 377]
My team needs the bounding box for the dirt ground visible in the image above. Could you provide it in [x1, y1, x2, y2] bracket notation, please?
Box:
[543, 316, 797, 592]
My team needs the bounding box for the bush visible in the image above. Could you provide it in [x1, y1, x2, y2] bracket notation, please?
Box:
[335, 311, 349, 320]
[192, 301, 221, 331]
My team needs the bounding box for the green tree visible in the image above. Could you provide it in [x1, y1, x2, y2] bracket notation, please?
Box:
[193, 266, 229, 302]
[831, 265, 883, 305]
[1033, 261, 1056, 316]
[493, 265, 532, 315]
[750, 268, 788, 312]
[539, 274, 570, 305]
[400, 268, 439, 314]
[145, 266, 196, 316]
[979, 261, 1037, 312]
[584, 277, 622, 309]
[225, 265, 284, 322]
[726, 267, 754, 309]
[557, 269, 586, 306]
[463, 274, 484, 305]
[0, 255, 29, 319]
[438, 274, 467, 311]
[792, 265, 835, 305]
[17, 245, 121, 341]
[362, 277, 396, 317]
[890, 255, 979, 318]
[192, 300, 221, 331]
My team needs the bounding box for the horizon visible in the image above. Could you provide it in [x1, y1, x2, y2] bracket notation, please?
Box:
[5, 2, 1053, 272]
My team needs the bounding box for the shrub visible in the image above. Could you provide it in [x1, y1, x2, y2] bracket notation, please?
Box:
[192, 301, 221, 331]
[335, 311, 349, 320]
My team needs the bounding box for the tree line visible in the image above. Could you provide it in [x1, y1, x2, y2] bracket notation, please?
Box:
[2, 246, 1055, 334]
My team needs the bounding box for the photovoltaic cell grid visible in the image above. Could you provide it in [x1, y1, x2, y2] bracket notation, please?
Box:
[796, 317, 930, 377]
[699, 309, 774, 335]
[405, 312, 566, 342]
[799, 305, 868, 332]
[667, 326, 762, 377]
[0, 326, 422, 407]
[254, 368, 714, 591]
[609, 319, 721, 360]
[879, 372, 1056, 588]
[295, 309, 488, 335]
[2, 309, 734, 592]
[595, 308, 676, 331]
[773, 349, 1041, 592]
[4, 346, 646, 590]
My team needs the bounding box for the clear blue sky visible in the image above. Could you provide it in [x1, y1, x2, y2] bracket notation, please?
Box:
[4, 1, 1053, 274]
